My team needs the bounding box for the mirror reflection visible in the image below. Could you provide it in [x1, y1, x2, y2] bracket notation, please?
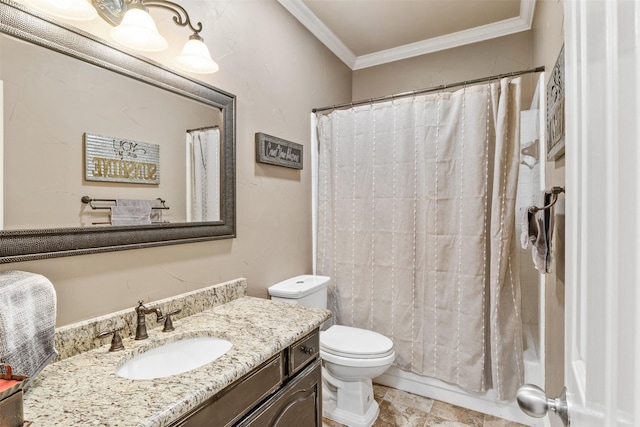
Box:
[186, 126, 220, 222]
[1, 33, 222, 230]
[0, 0, 235, 262]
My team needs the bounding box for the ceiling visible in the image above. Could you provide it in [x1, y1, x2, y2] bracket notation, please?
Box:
[277, 0, 536, 70]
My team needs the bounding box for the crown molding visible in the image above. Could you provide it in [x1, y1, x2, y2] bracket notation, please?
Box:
[277, 0, 357, 68]
[278, 0, 536, 71]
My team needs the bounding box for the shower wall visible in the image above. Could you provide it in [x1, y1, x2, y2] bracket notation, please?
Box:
[516, 88, 545, 394]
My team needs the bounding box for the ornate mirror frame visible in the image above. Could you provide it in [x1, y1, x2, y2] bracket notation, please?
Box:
[0, 0, 236, 263]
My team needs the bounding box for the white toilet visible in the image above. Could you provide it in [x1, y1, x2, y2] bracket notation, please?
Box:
[268, 275, 395, 427]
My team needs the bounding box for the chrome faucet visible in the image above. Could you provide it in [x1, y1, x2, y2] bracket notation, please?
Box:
[135, 300, 164, 340]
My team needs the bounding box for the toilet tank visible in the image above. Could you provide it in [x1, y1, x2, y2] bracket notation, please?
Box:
[267, 275, 329, 309]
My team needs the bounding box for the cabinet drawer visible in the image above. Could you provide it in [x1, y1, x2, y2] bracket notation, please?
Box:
[289, 330, 319, 375]
[171, 354, 284, 427]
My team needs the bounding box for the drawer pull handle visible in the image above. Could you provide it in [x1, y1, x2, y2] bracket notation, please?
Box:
[300, 346, 315, 355]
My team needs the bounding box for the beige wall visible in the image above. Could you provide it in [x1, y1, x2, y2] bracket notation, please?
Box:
[352, 31, 534, 101]
[532, 0, 566, 419]
[533, 0, 565, 75]
[1, 0, 352, 325]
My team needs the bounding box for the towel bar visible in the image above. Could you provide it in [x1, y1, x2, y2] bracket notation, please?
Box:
[81, 196, 169, 210]
[82, 196, 170, 225]
[528, 186, 565, 214]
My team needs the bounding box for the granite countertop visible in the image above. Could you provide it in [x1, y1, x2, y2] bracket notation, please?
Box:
[23, 296, 331, 426]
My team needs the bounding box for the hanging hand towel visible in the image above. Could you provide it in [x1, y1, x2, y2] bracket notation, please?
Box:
[542, 191, 555, 271]
[530, 212, 549, 273]
[528, 191, 553, 273]
[520, 207, 538, 249]
[110, 206, 152, 226]
[117, 199, 161, 222]
[0, 271, 57, 384]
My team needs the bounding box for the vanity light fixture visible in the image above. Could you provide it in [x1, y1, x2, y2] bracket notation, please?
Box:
[25, 0, 98, 21]
[96, 0, 218, 74]
[109, 2, 169, 52]
[27, 0, 219, 74]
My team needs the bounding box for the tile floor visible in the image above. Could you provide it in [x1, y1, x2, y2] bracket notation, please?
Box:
[322, 384, 529, 427]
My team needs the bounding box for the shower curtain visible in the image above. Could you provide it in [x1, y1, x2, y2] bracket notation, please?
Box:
[315, 78, 523, 400]
[187, 127, 220, 222]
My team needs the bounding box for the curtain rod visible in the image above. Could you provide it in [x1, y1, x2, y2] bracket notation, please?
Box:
[312, 66, 545, 114]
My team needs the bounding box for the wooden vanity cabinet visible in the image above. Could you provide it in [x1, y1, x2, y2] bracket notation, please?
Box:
[237, 359, 321, 427]
[288, 328, 319, 376]
[170, 329, 322, 427]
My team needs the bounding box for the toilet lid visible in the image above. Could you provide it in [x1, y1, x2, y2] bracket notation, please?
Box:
[320, 325, 394, 359]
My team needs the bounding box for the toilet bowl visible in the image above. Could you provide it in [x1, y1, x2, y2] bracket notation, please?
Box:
[268, 275, 395, 427]
[320, 325, 395, 426]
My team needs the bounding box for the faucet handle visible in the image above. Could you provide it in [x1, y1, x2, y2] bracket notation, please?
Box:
[162, 308, 182, 332]
[97, 328, 124, 352]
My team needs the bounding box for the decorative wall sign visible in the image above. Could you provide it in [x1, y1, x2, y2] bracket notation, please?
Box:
[546, 45, 565, 161]
[255, 132, 303, 170]
[85, 133, 160, 184]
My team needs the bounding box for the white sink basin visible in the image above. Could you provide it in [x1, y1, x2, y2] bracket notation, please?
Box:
[117, 337, 232, 380]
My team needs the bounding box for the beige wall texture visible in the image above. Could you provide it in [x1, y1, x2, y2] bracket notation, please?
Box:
[1, 0, 352, 325]
[352, 31, 535, 101]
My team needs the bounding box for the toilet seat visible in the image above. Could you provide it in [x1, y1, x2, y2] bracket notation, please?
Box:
[320, 325, 394, 360]
[320, 348, 396, 368]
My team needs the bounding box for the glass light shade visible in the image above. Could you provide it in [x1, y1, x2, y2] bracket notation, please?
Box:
[175, 38, 219, 74]
[26, 0, 97, 21]
[110, 8, 168, 52]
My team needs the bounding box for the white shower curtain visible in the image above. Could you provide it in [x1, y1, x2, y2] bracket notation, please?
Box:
[315, 78, 523, 400]
[187, 127, 220, 222]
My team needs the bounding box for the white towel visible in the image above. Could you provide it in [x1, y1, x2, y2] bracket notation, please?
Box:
[110, 206, 152, 226]
[530, 211, 549, 273]
[117, 199, 161, 222]
[0, 271, 57, 383]
[520, 207, 537, 249]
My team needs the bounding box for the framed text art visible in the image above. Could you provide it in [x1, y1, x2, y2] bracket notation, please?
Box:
[255, 132, 303, 170]
[547, 45, 565, 161]
[85, 133, 160, 184]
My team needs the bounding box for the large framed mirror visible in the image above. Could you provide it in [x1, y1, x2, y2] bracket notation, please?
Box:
[0, 0, 236, 263]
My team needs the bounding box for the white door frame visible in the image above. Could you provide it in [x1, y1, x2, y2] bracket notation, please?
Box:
[564, 0, 640, 425]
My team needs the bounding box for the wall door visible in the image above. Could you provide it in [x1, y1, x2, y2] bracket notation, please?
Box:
[564, 0, 640, 425]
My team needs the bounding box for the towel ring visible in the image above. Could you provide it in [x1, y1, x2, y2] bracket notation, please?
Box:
[528, 186, 565, 214]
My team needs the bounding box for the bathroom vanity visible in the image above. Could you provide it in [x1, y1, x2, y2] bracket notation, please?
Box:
[172, 330, 321, 426]
[21, 279, 331, 426]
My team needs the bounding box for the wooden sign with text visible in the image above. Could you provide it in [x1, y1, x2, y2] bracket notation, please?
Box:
[84, 133, 160, 184]
[255, 132, 303, 170]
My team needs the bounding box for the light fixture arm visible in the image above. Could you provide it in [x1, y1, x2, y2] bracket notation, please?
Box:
[93, 0, 203, 36]
[139, 0, 203, 37]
